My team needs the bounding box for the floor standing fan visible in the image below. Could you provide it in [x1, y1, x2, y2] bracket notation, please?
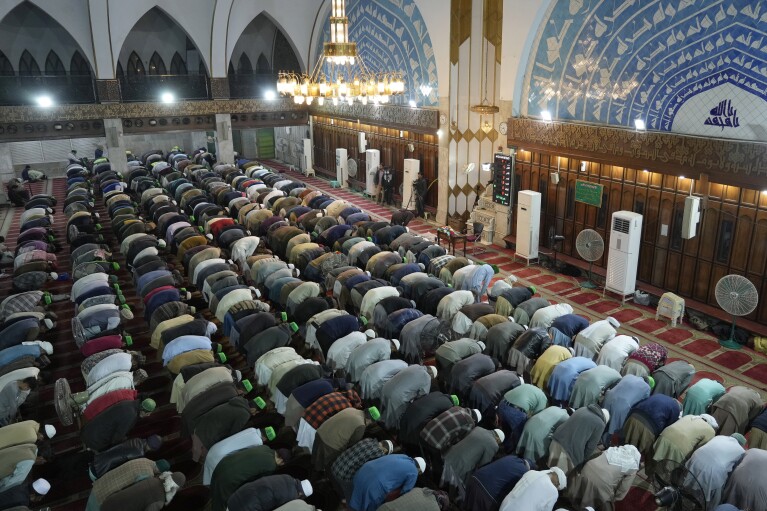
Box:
[715, 274, 759, 350]
[651, 459, 708, 511]
[347, 158, 358, 181]
[575, 229, 604, 289]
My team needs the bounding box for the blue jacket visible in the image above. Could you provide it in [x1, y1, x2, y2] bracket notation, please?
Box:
[631, 394, 681, 436]
[350, 455, 419, 511]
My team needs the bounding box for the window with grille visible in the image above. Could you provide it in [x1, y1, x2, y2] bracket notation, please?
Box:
[19, 50, 40, 76]
[170, 52, 187, 75]
[237, 54, 253, 75]
[148, 52, 166, 75]
[70, 51, 90, 75]
[45, 51, 65, 75]
[127, 52, 145, 76]
[0, 51, 13, 76]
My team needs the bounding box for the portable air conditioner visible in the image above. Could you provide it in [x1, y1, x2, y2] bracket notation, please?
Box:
[402, 159, 419, 209]
[336, 148, 348, 186]
[358, 132, 367, 153]
[365, 149, 380, 195]
[301, 139, 312, 172]
[605, 211, 643, 297]
[516, 190, 541, 262]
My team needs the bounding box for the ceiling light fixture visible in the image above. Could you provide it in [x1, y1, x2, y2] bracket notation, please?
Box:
[541, 110, 553, 122]
[35, 95, 53, 108]
[277, 0, 404, 106]
[634, 118, 646, 131]
[161, 92, 175, 104]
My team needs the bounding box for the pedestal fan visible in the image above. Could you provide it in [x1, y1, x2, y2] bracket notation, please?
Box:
[651, 459, 708, 511]
[715, 274, 759, 350]
[575, 229, 604, 289]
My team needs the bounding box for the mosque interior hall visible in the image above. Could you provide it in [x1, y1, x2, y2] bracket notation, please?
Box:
[1, 1, 767, 511]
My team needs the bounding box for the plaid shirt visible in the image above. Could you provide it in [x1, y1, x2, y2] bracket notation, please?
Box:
[303, 392, 352, 429]
[91, 457, 158, 505]
[13, 272, 49, 291]
[428, 255, 454, 275]
[0, 292, 44, 321]
[419, 406, 475, 453]
[331, 438, 384, 482]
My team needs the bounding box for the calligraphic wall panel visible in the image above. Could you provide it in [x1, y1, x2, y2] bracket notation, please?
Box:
[513, 149, 767, 323]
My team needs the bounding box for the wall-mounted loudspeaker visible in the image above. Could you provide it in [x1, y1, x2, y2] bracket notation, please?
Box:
[358, 132, 367, 153]
[550, 172, 560, 184]
[682, 196, 701, 239]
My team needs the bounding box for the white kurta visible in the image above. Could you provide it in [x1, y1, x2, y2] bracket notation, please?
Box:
[499, 472, 559, 511]
[596, 335, 639, 371]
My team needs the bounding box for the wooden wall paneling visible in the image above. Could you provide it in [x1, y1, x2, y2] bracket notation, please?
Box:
[708, 264, 730, 305]
[749, 216, 767, 277]
[731, 210, 755, 272]
[698, 205, 719, 262]
[665, 250, 682, 292]
[677, 255, 698, 296]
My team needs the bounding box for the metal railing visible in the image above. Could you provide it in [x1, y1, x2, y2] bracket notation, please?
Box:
[228, 73, 279, 99]
[0, 75, 97, 105]
[118, 74, 210, 102]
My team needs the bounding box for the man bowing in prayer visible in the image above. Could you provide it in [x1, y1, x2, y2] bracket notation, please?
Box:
[499, 467, 567, 511]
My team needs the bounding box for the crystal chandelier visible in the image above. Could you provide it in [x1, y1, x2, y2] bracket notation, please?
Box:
[276, 0, 405, 106]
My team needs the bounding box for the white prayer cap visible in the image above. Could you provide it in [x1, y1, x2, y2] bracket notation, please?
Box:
[49, 272, 58, 280]
[607, 316, 620, 328]
[477, 341, 486, 352]
[472, 409, 482, 423]
[43, 318, 54, 330]
[418, 263, 425, 271]
[518, 375, 524, 385]
[287, 264, 295, 269]
[37, 341, 53, 355]
[426, 365, 438, 378]
[157, 239, 167, 249]
[32, 478, 51, 495]
[700, 414, 719, 429]
[602, 408, 611, 424]
[382, 440, 394, 454]
[548, 467, 567, 490]
[300, 479, 313, 497]
[364, 329, 376, 338]
[44, 424, 57, 438]
[493, 429, 505, 443]
[390, 339, 400, 350]
[414, 456, 426, 473]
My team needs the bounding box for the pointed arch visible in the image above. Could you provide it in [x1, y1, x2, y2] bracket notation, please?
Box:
[0, 50, 13, 76]
[116, 61, 124, 80]
[18, 50, 39, 76]
[237, 54, 252, 75]
[170, 52, 187, 75]
[228, 61, 235, 76]
[45, 50, 65, 75]
[127, 51, 144, 76]
[70, 51, 90, 75]
[256, 53, 270, 74]
[148, 52, 166, 75]
[114, 5, 210, 79]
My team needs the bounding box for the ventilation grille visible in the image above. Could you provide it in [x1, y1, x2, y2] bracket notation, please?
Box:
[613, 217, 630, 234]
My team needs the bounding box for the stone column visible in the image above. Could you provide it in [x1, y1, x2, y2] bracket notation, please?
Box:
[103, 118, 128, 176]
[215, 113, 235, 163]
[210, 78, 230, 100]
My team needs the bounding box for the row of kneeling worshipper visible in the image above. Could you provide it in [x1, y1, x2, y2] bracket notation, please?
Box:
[0, 174, 72, 508]
[13, 148, 765, 511]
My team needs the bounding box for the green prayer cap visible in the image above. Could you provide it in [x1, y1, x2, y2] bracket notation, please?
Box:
[281, 312, 288, 322]
[218, 352, 227, 363]
[450, 394, 460, 406]
[254, 396, 266, 409]
[242, 379, 253, 393]
[264, 426, 276, 441]
[141, 398, 156, 412]
[289, 322, 299, 333]
[647, 376, 655, 390]
[360, 316, 368, 325]
[368, 406, 381, 421]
